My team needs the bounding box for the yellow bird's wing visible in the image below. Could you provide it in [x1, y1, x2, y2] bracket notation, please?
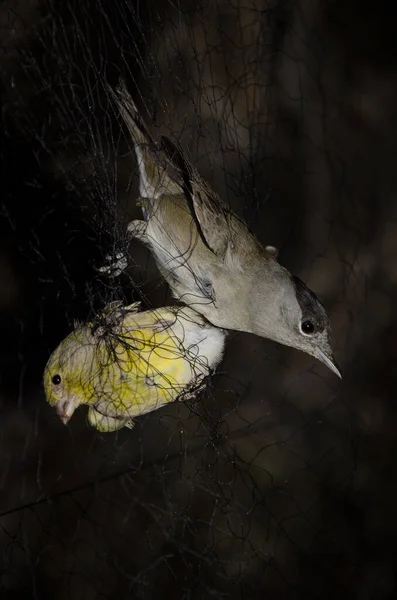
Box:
[92, 307, 194, 420]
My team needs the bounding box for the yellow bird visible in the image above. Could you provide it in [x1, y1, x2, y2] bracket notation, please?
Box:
[43, 302, 226, 432]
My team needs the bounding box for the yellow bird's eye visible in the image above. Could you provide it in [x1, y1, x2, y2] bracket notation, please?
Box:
[52, 374, 62, 385]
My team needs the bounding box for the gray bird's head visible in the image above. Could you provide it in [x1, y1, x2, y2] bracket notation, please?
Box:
[252, 271, 341, 378]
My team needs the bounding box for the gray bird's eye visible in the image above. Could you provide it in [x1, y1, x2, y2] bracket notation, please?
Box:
[301, 320, 315, 335]
[52, 374, 62, 385]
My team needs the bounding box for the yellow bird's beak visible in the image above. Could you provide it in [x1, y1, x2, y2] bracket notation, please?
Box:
[56, 398, 77, 425]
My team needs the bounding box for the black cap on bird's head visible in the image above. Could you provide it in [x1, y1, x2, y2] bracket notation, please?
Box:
[292, 276, 331, 333]
[291, 276, 341, 378]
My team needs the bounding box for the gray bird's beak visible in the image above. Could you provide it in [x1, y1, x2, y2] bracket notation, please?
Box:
[315, 349, 342, 379]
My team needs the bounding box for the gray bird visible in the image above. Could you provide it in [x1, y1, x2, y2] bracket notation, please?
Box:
[106, 81, 341, 379]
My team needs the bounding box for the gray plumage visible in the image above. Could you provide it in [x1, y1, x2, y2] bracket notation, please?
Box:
[107, 81, 341, 378]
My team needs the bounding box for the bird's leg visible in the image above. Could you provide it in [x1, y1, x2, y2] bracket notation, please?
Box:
[177, 373, 207, 403]
[95, 198, 150, 278]
[127, 219, 149, 244]
[136, 196, 151, 221]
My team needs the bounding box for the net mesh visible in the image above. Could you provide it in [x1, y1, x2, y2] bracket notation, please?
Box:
[1, 0, 397, 598]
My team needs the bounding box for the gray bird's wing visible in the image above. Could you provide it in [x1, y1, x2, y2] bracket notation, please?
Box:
[159, 135, 246, 259]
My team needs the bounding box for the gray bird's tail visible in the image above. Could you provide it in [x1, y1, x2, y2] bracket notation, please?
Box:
[107, 79, 183, 199]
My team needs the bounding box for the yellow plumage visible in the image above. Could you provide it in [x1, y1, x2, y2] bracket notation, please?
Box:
[43, 302, 225, 432]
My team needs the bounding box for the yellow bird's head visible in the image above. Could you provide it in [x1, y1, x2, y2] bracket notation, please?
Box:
[43, 328, 97, 425]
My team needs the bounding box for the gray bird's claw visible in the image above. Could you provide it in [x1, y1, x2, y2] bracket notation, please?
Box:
[97, 252, 129, 278]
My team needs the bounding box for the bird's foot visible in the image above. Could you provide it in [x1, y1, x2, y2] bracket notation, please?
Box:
[178, 373, 207, 402]
[96, 252, 129, 278]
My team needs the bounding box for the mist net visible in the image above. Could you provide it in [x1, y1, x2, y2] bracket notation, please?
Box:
[1, 0, 396, 598]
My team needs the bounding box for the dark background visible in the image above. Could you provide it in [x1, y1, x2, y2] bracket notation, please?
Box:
[1, 0, 397, 598]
